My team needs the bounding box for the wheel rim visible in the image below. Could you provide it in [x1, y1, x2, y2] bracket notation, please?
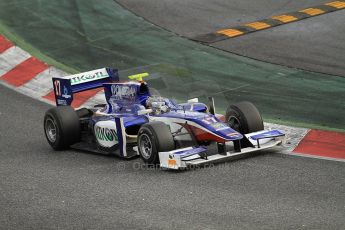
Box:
[45, 117, 57, 143]
[139, 133, 152, 159]
[228, 116, 241, 132]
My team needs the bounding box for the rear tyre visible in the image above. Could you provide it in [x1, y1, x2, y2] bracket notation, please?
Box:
[137, 122, 175, 164]
[225, 101, 264, 134]
[44, 106, 81, 150]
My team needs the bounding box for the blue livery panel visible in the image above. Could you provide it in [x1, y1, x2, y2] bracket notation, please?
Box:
[248, 130, 285, 140]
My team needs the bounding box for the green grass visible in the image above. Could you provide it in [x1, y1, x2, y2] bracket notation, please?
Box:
[0, 23, 77, 74]
[0, 0, 344, 132]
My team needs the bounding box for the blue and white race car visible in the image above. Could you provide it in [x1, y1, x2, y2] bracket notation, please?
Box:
[44, 68, 285, 169]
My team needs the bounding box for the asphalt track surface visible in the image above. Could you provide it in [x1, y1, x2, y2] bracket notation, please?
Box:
[1, 84, 345, 229]
[116, 0, 345, 77]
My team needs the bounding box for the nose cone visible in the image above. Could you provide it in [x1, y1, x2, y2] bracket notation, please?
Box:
[197, 116, 243, 141]
[209, 122, 243, 141]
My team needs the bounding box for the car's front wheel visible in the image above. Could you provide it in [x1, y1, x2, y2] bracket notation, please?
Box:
[137, 122, 175, 164]
[225, 101, 264, 134]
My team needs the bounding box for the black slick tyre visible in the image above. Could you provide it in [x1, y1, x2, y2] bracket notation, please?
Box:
[137, 121, 175, 164]
[225, 101, 264, 134]
[44, 106, 81, 150]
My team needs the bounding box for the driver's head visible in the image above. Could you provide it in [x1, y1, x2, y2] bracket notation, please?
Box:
[145, 96, 169, 113]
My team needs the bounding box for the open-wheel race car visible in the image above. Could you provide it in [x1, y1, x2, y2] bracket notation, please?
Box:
[44, 68, 285, 169]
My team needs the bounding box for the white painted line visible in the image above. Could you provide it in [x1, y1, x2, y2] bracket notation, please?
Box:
[0, 46, 31, 76]
[19, 67, 68, 98]
[283, 151, 345, 163]
[264, 122, 309, 151]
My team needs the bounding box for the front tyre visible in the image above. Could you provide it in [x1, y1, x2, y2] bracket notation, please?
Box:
[44, 106, 81, 150]
[137, 122, 175, 164]
[225, 101, 264, 134]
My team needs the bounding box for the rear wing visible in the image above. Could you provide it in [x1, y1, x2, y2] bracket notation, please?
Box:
[52, 68, 119, 106]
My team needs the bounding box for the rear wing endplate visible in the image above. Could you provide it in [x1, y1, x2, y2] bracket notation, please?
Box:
[52, 68, 119, 106]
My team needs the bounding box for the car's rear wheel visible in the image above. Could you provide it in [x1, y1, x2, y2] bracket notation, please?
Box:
[225, 101, 264, 134]
[44, 106, 81, 150]
[137, 121, 175, 164]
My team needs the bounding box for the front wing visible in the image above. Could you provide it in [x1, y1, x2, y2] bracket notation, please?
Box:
[159, 129, 285, 169]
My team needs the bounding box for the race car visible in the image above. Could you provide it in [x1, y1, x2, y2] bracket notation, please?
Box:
[44, 68, 285, 169]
